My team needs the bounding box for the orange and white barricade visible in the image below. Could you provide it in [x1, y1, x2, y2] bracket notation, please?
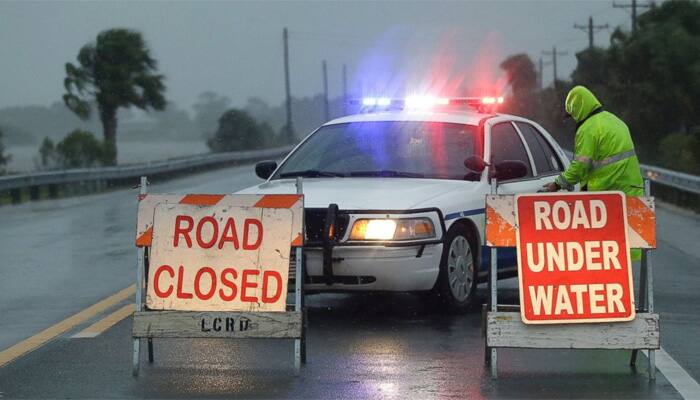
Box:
[483, 181, 659, 379]
[131, 176, 307, 376]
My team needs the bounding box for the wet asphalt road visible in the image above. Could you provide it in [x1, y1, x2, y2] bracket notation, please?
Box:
[0, 163, 698, 399]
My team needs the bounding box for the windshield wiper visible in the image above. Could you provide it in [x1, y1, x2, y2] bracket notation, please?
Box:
[279, 169, 346, 178]
[349, 170, 425, 178]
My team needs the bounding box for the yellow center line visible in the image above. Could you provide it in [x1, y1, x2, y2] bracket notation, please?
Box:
[72, 304, 135, 339]
[0, 285, 136, 368]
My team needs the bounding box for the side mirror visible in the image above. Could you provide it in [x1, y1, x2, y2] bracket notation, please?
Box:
[464, 156, 487, 173]
[492, 160, 528, 181]
[255, 160, 277, 179]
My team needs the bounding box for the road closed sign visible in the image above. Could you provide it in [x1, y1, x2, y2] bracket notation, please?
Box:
[146, 199, 301, 312]
[515, 192, 634, 324]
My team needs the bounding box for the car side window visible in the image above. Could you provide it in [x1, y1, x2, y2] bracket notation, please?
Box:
[515, 122, 550, 175]
[515, 122, 564, 173]
[490, 122, 533, 178]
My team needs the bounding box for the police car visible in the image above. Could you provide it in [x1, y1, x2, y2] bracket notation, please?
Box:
[237, 96, 570, 311]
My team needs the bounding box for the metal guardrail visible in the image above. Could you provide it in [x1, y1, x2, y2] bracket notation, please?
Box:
[0, 146, 294, 192]
[2, 145, 697, 196]
[562, 150, 700, 195]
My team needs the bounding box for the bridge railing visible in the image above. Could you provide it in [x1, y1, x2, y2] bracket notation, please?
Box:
[562, 150, 700, 195]
[0, 145, 294, 203]
[1, 146, 697, 204]
[562, 150, 700, 211]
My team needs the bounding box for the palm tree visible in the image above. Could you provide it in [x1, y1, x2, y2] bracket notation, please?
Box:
[63, 28, 166, 165]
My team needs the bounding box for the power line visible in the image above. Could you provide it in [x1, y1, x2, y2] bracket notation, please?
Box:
[282, 27, 294, 141]
[542, 47, 568, 88]
[538, 56, 552, 90]
[613, 0, 653, 33]
[574, 16, 609, 49]
[322, 60, 330, 121]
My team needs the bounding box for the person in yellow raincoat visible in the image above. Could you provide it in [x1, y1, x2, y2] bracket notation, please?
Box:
[541, 85, 645, 260]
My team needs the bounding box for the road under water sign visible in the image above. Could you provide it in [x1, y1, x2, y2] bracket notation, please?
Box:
[515, 192, 634, 324]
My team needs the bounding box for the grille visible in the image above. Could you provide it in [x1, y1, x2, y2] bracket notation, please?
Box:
[304, 208, 350, 244]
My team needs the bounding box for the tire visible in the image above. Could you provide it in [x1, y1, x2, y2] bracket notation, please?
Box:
[435, 223, 478, 312]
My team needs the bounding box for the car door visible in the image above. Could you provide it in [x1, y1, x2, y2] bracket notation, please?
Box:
[484, 119, 540, 195]
[512, 120, 564, 189]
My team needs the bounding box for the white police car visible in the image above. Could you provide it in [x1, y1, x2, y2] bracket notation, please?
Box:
[237, 96, 570, 311]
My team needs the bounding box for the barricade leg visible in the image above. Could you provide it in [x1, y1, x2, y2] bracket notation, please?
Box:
[483, 304, 489, 365]
[300, 254, 307, 364]
[147, 339, 154, 363]
[132, 339, 140, 377]
[631, 253, 647, 367]
[294, 341, 301, 372]
[489, 247, 498, 379]
[301, 308, 307, 364]
[132, 244, 145, 377]
[132, 176, 147, 378]
[643, 180, 656, 380]
[647, 248, 656, 380]
[294, 177, 304, 374]
[293, 250, 304, 372]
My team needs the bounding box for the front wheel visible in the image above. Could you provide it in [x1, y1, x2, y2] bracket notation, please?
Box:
[435, 224, 478, 312]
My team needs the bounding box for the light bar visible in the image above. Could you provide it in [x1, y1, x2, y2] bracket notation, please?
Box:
[361, 97, 392, 107]
[362, 97, 377, 106]
[404, 96, 450, 108]
[353, 96, 504, 112]
[377, 97, 391, 106]
[480, 96, 504, 105]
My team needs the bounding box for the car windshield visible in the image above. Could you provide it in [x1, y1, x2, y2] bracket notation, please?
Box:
[273, 121, 480, 181]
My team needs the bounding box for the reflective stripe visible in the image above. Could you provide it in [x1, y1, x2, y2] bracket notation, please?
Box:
[555, 173, 574, 191]
[591, 149, 636, 171]
[574, 155, 593, 168]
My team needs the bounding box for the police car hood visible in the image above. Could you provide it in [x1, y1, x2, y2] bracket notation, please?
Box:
[236, 178, 478, 209]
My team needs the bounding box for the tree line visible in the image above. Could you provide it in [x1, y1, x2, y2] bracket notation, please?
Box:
[499, 0, 700, 174]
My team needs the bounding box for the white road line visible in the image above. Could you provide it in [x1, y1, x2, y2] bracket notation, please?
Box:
[646, 348, 700, 400]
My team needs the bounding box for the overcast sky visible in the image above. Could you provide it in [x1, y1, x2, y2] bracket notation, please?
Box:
[0, 1, 634, 112]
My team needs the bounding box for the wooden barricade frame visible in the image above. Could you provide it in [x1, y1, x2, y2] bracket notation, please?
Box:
[483, 179, 659, 379]
[131, 176, 307, 376]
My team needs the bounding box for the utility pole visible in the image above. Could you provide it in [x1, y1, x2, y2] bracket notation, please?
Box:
[342, 64, 348, 115]
[322, 60, 330, 121]
[613, 0, 652, 33]
[574, 16, 608, 49]
[538, 57, 551, 90]
[283, 27, 294, 142]
[542, 47, 568, 88]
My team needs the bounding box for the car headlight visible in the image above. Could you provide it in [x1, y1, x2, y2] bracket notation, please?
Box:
[349, 218, 435, 241]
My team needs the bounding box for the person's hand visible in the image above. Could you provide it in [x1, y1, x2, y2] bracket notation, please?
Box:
[539, 182, 559, 193]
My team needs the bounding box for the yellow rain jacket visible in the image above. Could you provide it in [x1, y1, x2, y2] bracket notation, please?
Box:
[555, 85, 645, 260]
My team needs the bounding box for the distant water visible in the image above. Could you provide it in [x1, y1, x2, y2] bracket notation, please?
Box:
[4, 141, 210, 173]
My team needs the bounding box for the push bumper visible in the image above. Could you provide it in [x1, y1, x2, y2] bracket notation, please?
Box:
[294, 205, 446, 292]
[297, 244, 442, 291]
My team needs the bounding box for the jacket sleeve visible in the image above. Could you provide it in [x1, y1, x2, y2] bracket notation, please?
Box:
[555, 128, 595, 190]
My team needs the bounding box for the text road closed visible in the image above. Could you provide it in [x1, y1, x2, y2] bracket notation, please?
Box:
[515, 192, 634, 324]
[146, 203, 293, 312]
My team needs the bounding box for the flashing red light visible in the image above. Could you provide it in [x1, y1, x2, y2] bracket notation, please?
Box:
[481, 96, 504, 105]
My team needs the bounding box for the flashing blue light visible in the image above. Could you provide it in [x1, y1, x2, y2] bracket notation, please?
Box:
[362, 97, 378, 106]
[377, 97, 391, 106]
[363, 97, 391, 107]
